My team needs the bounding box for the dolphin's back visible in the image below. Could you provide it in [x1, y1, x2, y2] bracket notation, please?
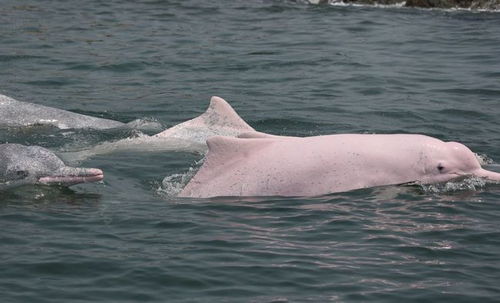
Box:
[0, 94, 124, 129]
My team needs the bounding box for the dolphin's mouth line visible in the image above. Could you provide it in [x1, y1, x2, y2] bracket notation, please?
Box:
[38, 170, 104, 185]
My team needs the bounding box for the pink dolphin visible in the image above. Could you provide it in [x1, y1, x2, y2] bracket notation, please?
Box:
[179, 133, 500, 198]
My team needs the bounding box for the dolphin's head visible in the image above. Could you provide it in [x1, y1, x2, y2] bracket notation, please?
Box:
[418, 141, 500, 184]
[0, 144, 103, 189]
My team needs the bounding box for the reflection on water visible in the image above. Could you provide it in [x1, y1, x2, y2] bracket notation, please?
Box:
[0, 185, 102, 209]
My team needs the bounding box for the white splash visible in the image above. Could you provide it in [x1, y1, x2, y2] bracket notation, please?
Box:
[420, 176, 489, 194]
[156, 158, 205, 197]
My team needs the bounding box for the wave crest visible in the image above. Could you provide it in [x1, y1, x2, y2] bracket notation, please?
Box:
[307, 0, 500, 11]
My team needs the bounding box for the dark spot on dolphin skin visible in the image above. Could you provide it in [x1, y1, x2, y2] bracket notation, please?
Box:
[0, 170, 29, 183]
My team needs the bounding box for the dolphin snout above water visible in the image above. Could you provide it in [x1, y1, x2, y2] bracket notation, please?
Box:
[37, 167, 104, 185]
[0, 144, 103, 190]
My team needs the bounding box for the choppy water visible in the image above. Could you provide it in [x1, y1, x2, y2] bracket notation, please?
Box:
[1, 1, 500, 302]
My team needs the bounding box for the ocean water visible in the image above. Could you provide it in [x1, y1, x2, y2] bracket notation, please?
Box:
[1, 1, 500, 302]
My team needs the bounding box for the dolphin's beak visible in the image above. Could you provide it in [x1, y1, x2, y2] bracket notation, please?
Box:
[473, 168, 500, 182]
[38, 167, 104, 186]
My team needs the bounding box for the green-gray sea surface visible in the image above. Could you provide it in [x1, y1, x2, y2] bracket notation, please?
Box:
[1, 1, 500, 302]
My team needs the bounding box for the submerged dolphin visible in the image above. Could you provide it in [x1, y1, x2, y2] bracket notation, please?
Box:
[0, 144, 103, 190]
[61, 96, 255, 161]
[0, 94, 159, 130]
[179, 133, 500, 198]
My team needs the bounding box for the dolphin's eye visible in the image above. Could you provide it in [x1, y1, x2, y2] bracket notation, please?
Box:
[8, 170, 28, 180]
[437, 164, 445, 172]
[16, 170, 28, 178]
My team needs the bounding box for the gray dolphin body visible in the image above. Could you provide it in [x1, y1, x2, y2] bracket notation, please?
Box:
[0, 144, 103, 190]
[0, 94, 123, 129]
[0, 94, 160, 130]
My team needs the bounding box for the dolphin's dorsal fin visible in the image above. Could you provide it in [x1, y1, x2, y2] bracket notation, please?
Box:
[200, 96, 254, 131]
[155, 96, 254, 139]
